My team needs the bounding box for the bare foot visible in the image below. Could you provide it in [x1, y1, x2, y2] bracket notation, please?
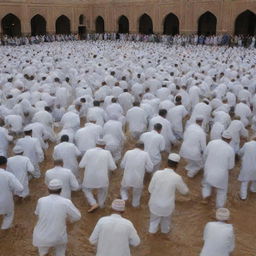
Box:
[88, 204, 99, 213]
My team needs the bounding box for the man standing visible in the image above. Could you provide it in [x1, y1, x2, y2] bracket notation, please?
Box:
[202, 131, 235, 208]
[0, 156, 23, 229]
[33, 179, 81, 256]
[148, 153, 189, 234]
[180, 116, 206, 178]
[200, 208, 235, 256]
[120, 141, 153, 207]
[89, 199, 140, 256]
[79, 139, 116, 212]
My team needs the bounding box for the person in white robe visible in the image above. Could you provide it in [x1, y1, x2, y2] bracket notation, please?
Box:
[53, 135, 81, 180]
[210, 122, 225, 141]
[15, 128, 44, 178]
[33, 179, 81, 256]
[140, 123, 165, 171]
[60, 111, 80, 132]
[7, 146, 35, 198]
[149, 109, 176, 152]
[103, 116, 125, 162]
[75, 120, 103, 155]
[120, 141, 153, 207]
[89, 199, 140, 256]
[45, 159, 79, 199]
[200, 208, 235, 256]
[180, 116, 206, 178]
[167, 96, 188, 140]
[234, 101, 252, 127]
[225, 116, 248, 154]
[118, 89, 135, 113]
[4, 114, 23, 135]
[105, 98, 125, 124]
[79, 139, 116, 212]
[238, 137, 256, 200]
[126, 102, 148, 139]
[0, 156, 23, 229]
[87, 101, 106, 127]
[148, 154, 189, 234]
[0, 126, 13, 157]
[202, 131, 235, 208]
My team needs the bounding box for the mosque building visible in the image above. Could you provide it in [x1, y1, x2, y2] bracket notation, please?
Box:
[0, 0, 255, 37]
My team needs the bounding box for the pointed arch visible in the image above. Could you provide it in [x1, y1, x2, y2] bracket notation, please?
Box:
[2, 13, 21, 37]
[139, 13, 153, 35]
[118, 15, 129, 33]
[163, 13, 179, 35]
[55, 15, 71, 34]
[79, 14, 85, 25]
[235, 10, 256, 36]
[198, 11, 217, 35]
[31, 14, 46, 36]
[95, 16, 105, 33]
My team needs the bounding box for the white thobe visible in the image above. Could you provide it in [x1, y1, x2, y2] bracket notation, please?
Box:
[80, 147, 116, 188]
[234, 102, 251, 127]
[118, 92, 134, 113]
[0, 168, 23, 229]
[149, 115, 176, 152]
[53, 142, 81, 177]
[140, 130, 165, 167]
[33, 194, 81, 247]
[4, 114, 23, 133]
[75, 123, 102, 154]
[210, 122, 225, 141]
[45, 166, 79, 199]
[87, 107, 106, 126]
[0, 127, 13, 157]
[89, 214, 140, 256]
[200, 222, 234, 256]
[7, 155, 35, 198]
[61, 111, 80, 131]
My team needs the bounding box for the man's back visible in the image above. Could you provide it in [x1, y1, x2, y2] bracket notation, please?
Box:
[200, 221, 234, 256]
[89, 214, 140, 256]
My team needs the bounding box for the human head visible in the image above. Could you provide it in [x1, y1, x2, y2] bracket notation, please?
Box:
[53, 158, 63, 166]
[111, 98, 117, 103]
[167, 153, 180, 170]
[222, 130, 232, 143]
[96, 138, 106, 148]
[216, 208, 230, 222]
[159, 109, 167, 118]
[0, 156, 7, 169]
[195, 116, 204, 126]
[60, 134, 69, 142]
[13, 146, 24, 155]
[154, 123, 162, 133]
[135, 141, 144, 150]
[48, 179, 62, 194]
[93, 100, 100, 107]
[111, 199, 125, 213]
[24, 128, 32, 136]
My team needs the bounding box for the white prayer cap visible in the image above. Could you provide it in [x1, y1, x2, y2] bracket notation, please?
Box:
[48, 179, 63, 190]
[111, 199, 125, 212]
[203, 98, 210, 104]
[168, 153, 180, 163]
[222, 130, 232, 139]
[216, 208, 230, 221]
[23, 126, 32, 132]
[13, 146, 24, 154]
[195, 115, 204, 121]
[96, 138, 106, 146]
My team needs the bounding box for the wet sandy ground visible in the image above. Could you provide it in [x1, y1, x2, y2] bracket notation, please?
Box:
[0, 135, 256, 256]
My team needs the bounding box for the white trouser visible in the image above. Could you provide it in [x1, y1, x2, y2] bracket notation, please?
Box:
[1, 211, 14, 230]
[202, 182, 227, 208]
[149, 212, 171, 234]
[38, 244, 66, 256]
[120, 186, 143, 207]
[240, 181, 256, 199]
[83, 187, 108, 208]
[185, 159, 203, 178]
[33, 162, 41, 179]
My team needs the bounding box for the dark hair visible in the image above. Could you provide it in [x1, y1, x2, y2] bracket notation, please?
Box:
[48, 188, 62, 194]
[111, 98, 117, 103]
[24, 130, 32, 135]
[80, 98, 86, 103]
[167, 160, 178, 168]
[135, 141, 144, 149]
[93, 100, 100, 106]
[61, 135, 69, 142]
[0, 156, 7, 165]
[154, 123, 162, 132]
[159, 109, 167, 117]
[45, 106, 51, 112]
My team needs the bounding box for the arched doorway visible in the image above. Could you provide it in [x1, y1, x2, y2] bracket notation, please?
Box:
[78, 15, 86, 39]
[2, 13, 21, 37]
[95, 16, 104, 33]
[118, 15, 129, 33]
[55, 15, 71, 34]
[79, 14, 85, 25]
[198, 11, 217, 35]
[139, 14, 153, 34]
[31, 14, 46, 36]
[163, 13, 179, 35]
[235, 10, 256, 36]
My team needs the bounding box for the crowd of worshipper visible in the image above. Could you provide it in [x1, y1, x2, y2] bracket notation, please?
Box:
[0, 40, 256, 256]
[1, 32, 256, 48]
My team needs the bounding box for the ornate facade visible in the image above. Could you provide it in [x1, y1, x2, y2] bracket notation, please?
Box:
[0, 0, 255, 36]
